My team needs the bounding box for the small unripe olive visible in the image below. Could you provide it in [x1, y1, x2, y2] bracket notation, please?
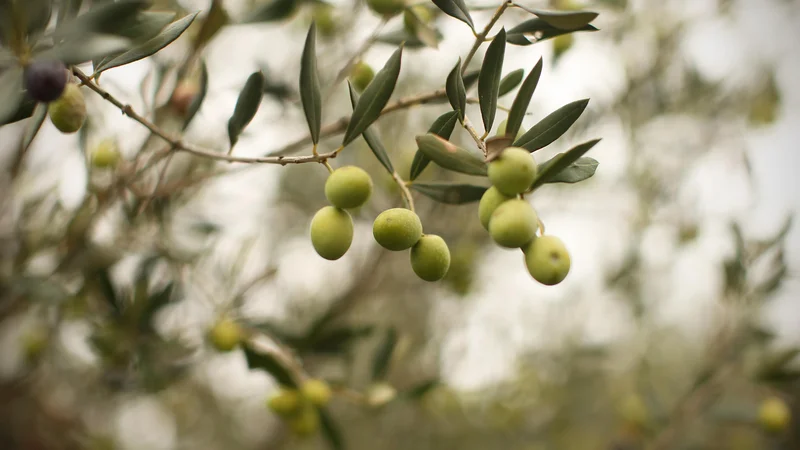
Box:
[48, 83, 87, 134]
[312, 5, 338, 37]
[208, 318, 243, 352]
[267, 388, 302, 417]
[403, 5, 433, 34]
[301, 379, 332, 407]
[410, 235, 451, 282]
[366, 0, 406, 17]
[310, 206, 354, 260]
[495, 119, 526, 141]
[478, 186, 514, 231]
[372, 208, 423, 251]
[488, 147, 538, 196]
[290, 405, 320, 436]
[91, 139, 121, 169]
[23, 59, 68, 103]
[488, 199, 537, 248]
[553, 33, 574, 59]
[324, 165, 373, 209]
[758, 397, 791, 433]
[524, 235, 571, 285]
[350, 61, 374, 92]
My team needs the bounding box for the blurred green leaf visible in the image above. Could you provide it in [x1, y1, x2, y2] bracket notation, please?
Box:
[342, 45, 403, 146]
[409, 110, 459, 180]
[535, 156, 598, 184]
[183, 60, 208, 130]
[39, 33, 131, 66]
[514, 6, 599, 30]
[372, 328, 398, 381]
[498, 69, 523, 97]
[416, 133, 487, 176]
[0, 67, 25, 127]
[243, 0, 297, 23]
[319, 408, 345, 450]
[432, 0, 474, 30]
[507, 19, 598, 46]
[94, 12, 199, 74]
[513, 99, 589, 152]
[300, 23, 322, 145]
[22, 0, 52, 38]
[56, 0, 83, 26]
[478, 28, 505, 133]
[407, 8, 440, 49]
[531, 139, 601, 190]
[138, 282, 175, 332]
[52, 0, 150, 41]
[21, 102, 47, 151]
[506, 57, 542, 139]
[376, 27, 443, 49]
[348, 83, 394, 173]
[446, 58, 466, 122]
[193, 0, 229, 49]
[410, 183, 488, 204]
[757, 348, 800, 381]
[243, 343, 297, 388]
[404, 379, 440, 399]
[309, 325, 375, 354]
[93, 268, 122, 317]
[227, 71, 266, 148]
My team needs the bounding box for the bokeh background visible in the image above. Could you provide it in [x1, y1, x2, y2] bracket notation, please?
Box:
[1, 0, 799, 449]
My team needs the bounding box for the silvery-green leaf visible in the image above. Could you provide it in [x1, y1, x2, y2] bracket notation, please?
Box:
[0, 67, 25, 126]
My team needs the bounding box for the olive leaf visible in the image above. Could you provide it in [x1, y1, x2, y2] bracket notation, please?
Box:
[138, 282, 176, 332]
[93, 268, 122, 317]
[319, 409, 346, 450]
[432, 0, 474, 30]
[51, 0, 150, 41]
[478, 28, 506, 133]
[372, 328, 398, 381]
[505, 57, 543, 139]
[227, 71, 266, 148]
[348, 82, 394, 173]
[56, 0, 83, 26]
[0, 67, 24, 126]
[498, 69, 524, 97]
[39, 33, 132, 66]
[376, 27, 444, 49]
[507, 19, 598, 46]
[405, 379, 440, 399]
[300, 22, 322, 145]
[243, 343, 297, 388]
[406, 8, 440, 49]
[94, 12, 200, 74]
[514, 6, 599, 30]
[415, 133, 487, 176]
[446, 58, 466, 122]
[112, 11, 177, 42]
[193, 0, 229, 49]
[21, 103, 48, 151]
[513, 99, 589, 152]
[342, 45, 403, 146]
[410, 183, 488, 204]
[536, 156, 598, 184]
[22, 0, 52, 38]
[183, 60, 209, 130]
[531, 139, 600, 190]
[409, 110, 459, 180]
[243, 0, 297, 23]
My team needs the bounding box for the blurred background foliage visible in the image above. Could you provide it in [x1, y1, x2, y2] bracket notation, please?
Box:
[1, 0, 799, 449]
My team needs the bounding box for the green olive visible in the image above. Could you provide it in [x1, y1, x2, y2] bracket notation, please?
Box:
[410, 234, 451, 281]
[208, 318, 243, 352]
[478, 186, 514, 231]
[301, 379, 332, 407]
[488, 199, 537, 248]
[488, 147, 538, 196]
[310, 206, 354, 260]
[324, 165, 373, 209]
[48, 83, 87, 134]
[523, 235, 571, 285]
[372, 208, 423, 251]
[267, 388, 302, 417]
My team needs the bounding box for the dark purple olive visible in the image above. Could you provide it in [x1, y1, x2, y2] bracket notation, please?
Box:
[23, 60, 68, 103]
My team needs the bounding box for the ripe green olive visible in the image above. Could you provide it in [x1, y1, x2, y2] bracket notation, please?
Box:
[208, 318, 243, 352]
[410, 234, 451, 282]
[488, 199, 538, 248]
[312, 5, 338, 37]
[350, 61, 375, 92]
[301, 379, 332, 407]
[758, 397, 791, 433]
[267, 388, 302, 417]
[324, 165, 373, 209]
[478, 186, 514, 231]
[310, 206, 354, 260]
[48, 83, 87, 134]
[403, 5, 433, 35]
[91, 139, 121, 169]
[488, 147, 538, 196]
[366, 0, 406, 17]
[372, 208, 423, 251]
[523, 235, 571, 285]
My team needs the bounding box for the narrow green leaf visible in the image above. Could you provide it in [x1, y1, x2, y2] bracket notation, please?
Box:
[319, 409, 345, 450]
[138, 282, 175, 331]
[507, 19, 598, 46]
[515, 6, 599, 30]
[531, 139, 601, 190]
[94, 12, 199, 74]
[94, 268, 122, 317]
[498, 69, 524, 97]
[183, 60, 209, 130]
[506, 57, 543, 139]
[38, 33, 131, 66]
[347, 83, 394, 173]
[342, 46, 403, 146]
[405, 379, 440, 399]
[56, 0, 83, 26]
[243, 0, 297, 23]
[536, 156, 598, 184]
[115, 11, 177, 42]
[407, 8, 440, 49]
[376, 28, 443, 49]
[372, 328, 398, 381]
[0, 67, 25, 126]
[463, 70, 480, 91]
[227, 71, 266, 148]
[242, 343, 297, 387]
[409, 111, 459, 180]
[52, 0, 150, 41]
[432, 0, 474, 30]
[446, 58, 466, 121]
[513, 99, 589, 152]
[193, 0, 230, 49]
[22, 0, 52, 38]
[415, 134, 487, 176]
[410, 183, 488, 204]
[478, 28, 506, 133]
[21, 103, 48, 151]
[300, 23, 322, 144]
[309, 325, 375, 354]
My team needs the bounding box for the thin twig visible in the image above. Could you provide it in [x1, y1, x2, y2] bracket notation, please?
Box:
[392, 171, 415, 212]
[463, 115, 489, 156]
[461, 1, 510, 74]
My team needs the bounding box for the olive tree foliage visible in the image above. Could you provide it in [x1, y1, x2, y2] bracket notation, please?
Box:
[0, 0, 796, 449]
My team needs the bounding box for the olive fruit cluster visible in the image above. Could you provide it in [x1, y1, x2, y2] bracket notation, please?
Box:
[479, 147, 572, 285]
[310, 166, 373, 260]
[373, 208, 451, 282]
[266, 379, 333, 436]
